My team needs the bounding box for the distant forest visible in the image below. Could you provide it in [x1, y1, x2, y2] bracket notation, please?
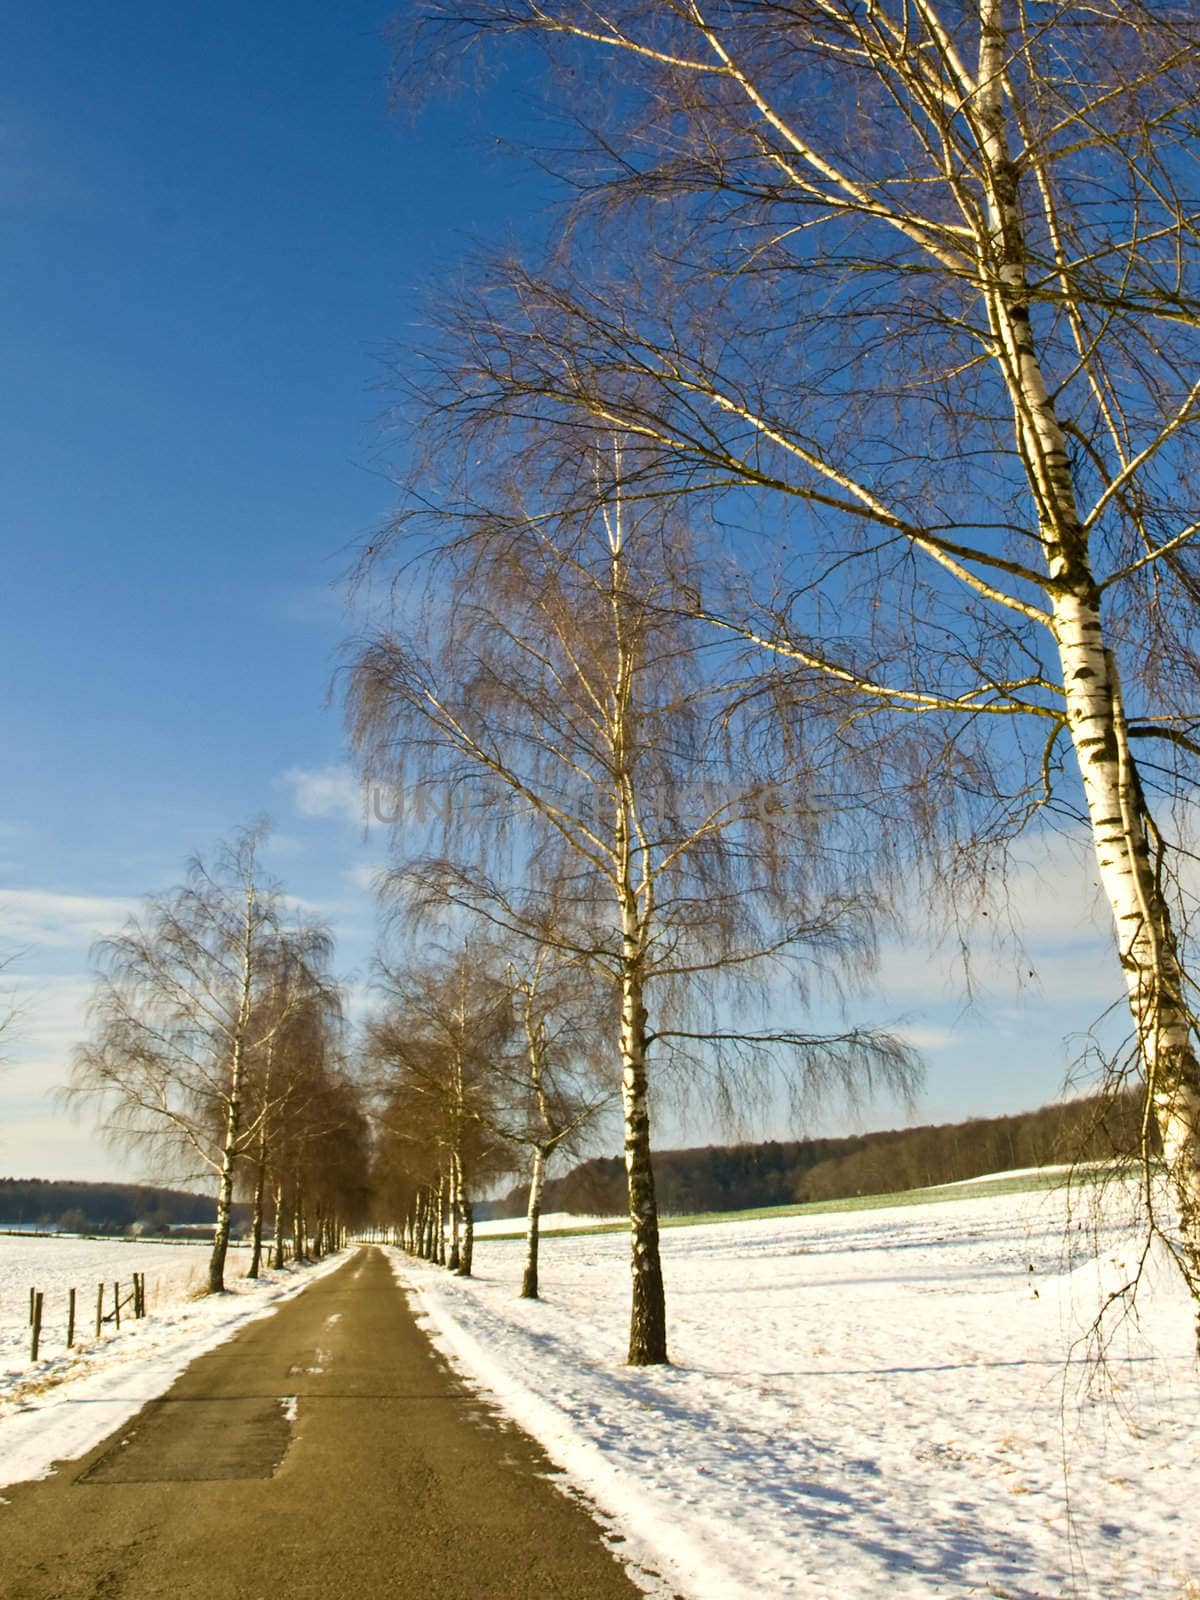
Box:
[5, 1094, 1140, 1231]
[489, 1094, 1142, 1220]
[0, 1179, 237, 1235]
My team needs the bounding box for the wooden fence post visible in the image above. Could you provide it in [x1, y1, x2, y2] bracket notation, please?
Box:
[113, 1281, 120, 1331]
[29, 1286, 35, 1325]
[30, 1292, 43, 1362]
[95, 1282, 104, 1338]
[67, 1287, 76, 1348]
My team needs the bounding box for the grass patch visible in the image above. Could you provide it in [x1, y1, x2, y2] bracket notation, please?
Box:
[478, 1164, 1122, 1241]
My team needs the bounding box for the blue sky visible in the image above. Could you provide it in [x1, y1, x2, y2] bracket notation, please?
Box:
[0, 2, 1128, 1184]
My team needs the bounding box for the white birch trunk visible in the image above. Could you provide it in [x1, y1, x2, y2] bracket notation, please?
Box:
[434, 1173, 447, 1265]
[461, 1193, 474, 1277]
[974, 0, 1200, 1329]
[271, 1177, 286, 1269]
[608, 492, 669, 1364]
[452, 1151, 471, 1276]
[1055, 605, 1200, 1305]
[248, 1137, 267, 1279]
[208, 1129, 239, 1295]
[247, 1048, 273, 1279]
[448, 1153, 462, 1273]
[449, 970, 467, 1273]
[619, 958, 667, 1364]
[520, 986, 552, 1300]
[207, 873, 257, 1295]
[521, 1144, 548, 1299]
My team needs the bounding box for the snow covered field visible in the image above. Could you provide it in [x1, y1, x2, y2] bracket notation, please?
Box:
[0, 1234, 345, 1491]
[1, 1191, 1194, 1597]
[391, 1183, 1199, 1600]
[474, 1211, 615, 1237]
[2, 1233, 227, 1376]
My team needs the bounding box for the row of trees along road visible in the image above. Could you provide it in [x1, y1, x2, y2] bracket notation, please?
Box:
[358, 0, 1200, 1352]
[368, 935, 617, 1299]
[367, 944, 517, 1283]
[69, 826, 369, 1293]
[348, 471, 920, 1363]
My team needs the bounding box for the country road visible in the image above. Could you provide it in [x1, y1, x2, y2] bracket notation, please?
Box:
[1, 1248, 645, 1599]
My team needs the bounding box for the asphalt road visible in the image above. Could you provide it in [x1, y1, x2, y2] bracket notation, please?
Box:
[1, 1248, 645, 1599]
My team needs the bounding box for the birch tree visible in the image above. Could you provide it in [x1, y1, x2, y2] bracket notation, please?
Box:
[391, 0, 1200, 1337]
[371, 1090, 444, 1256]
[349, 478, 917, 1362]
[368, 945, 514, 1276]
[70, 826, 326, 1293]
[240, 942, 343, 1276]
[384, 917, 616, 1296]
[301, 1070, 372, 1256]
[500, 939, 615, 1298]
[264, 1055, 368, 1262]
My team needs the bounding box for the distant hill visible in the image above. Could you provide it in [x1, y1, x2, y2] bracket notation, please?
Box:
[490, 1093, 1141, 1220]
[0, 1178, 246, 1235]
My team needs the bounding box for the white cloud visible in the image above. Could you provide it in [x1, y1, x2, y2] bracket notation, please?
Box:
[278, 891, 328, 917]
[0, 976, 95, 1105]
[987, 829, 1109, 941]
[279, 765, 365, 825]
[0, 890, 140, 951]
[260, 830, 304, 860]
[340, 980, 385, 1026]
[893, 1024, 958, 1052]
[0, 1111, 135, 1183]
[878, 828, 1120, 1006]
[271, 579, 355, 629]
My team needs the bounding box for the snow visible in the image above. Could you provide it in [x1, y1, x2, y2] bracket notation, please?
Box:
[2, 1189, 1195, 1596]
[3, 1234, 225, 1373]
[388, 1181, 1200, 1600]
[474, 1211, 616, 1236]
[0, 1234, 345, 1494]
[934, 1162, 1109, 1189]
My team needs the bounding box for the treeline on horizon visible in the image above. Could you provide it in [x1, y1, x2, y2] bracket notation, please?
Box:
[489, 1094, 1143, 1220]
[4, 1092, 1141, 1233]
[0, 1178, 247, 1235]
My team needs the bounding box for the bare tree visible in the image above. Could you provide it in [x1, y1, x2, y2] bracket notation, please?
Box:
[240, 939, 343, 1277]
[390, 0, 1200, 1339]
[69, 825, 335, 1293]
[368, 943, 515, 1276]
[301, 1069, 372, 1256]
[383, 916, 616, 1297]
[500, 937, 616, 1298]
[349, 473, 917, 1361]
[260, 1049, 368, 1265]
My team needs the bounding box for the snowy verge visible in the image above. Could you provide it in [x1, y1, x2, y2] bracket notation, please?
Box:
[0, 1250, 347, 1496]
[384, 1186, 1200, 1600]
